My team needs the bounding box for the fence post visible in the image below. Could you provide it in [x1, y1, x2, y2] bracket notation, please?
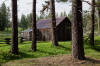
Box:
[20, 37, 24, 43]
[5, 38, 11, 44]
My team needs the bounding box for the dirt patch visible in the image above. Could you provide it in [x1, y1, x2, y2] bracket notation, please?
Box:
[2, 54, 100, 66]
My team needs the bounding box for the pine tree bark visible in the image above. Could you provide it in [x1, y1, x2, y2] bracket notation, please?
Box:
[72, 0, 85, 60]
[96, 0, 100, 35]
[89, 0, 95, 46]
[11, 0, 18, 54]
[32, 0, 37, 51]
[98, 11, 100, 35]
[50, 0, 58, 46]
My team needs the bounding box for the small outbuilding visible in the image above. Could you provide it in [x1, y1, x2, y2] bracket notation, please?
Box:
[21, 16, 71, 41]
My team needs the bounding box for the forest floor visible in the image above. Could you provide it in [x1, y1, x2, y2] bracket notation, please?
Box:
[2, 54, 100, 66]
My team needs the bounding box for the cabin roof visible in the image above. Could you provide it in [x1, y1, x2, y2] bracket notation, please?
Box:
[22, 16, 70, 32]
[22, 28, 32, 32]
[37, 16, 67, 29]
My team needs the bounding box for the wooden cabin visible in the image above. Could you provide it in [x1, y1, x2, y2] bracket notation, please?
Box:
[21, 17, 71, 41]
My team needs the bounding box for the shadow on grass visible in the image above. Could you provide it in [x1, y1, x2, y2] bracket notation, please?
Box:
[20, 41, 49, 44]
[93, 46, 100, 52]
[19, 52, 36, 58]
[92, 40, 100, 52]
[84, 39, 100, 52]
[1, 52, 35, 64]
[59, 45, 71, 51]
[37, 49, 56, 55]
[94, 40, 100, 45]
[37, 41, 49, 43]
[0, 44, 9, 47]
[20, 43, 31, 45]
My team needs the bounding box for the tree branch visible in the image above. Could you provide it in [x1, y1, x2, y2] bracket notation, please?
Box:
[82, 0, 100, 7]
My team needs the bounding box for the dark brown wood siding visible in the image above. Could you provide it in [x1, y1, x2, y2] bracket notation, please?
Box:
[37, 18, 71, 41]
[56, 18, 71, 41]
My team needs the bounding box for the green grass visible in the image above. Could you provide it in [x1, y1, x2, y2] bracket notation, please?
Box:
[0, 29, 100, 64]
[0, 36, 100, 64]
[0, 41, 71, 63]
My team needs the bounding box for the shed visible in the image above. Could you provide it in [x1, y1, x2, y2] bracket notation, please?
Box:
[21, 16, 71, 41]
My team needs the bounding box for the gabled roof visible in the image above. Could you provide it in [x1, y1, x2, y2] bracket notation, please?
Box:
[37, 16, 68, 29]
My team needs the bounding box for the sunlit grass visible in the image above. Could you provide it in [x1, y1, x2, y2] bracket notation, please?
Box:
[0, 36, 100, 64]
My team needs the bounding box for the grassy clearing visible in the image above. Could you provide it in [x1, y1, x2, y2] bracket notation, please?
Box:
[0, 41, 71, 63]
[0, 36, 100, 65]
[0, 29, 100, 65]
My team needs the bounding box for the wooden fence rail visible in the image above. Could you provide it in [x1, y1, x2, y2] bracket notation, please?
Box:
[0, 38, 11, 44]
[0, 37, 25, 44]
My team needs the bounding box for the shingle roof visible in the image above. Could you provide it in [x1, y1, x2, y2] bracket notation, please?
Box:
[37, 16, 67, 29]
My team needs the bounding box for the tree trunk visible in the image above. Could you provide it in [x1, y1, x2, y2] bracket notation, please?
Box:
[32, 0, 37, 51]
[98, 11, 100, 35]
[11, 0, 18, 54]
[96, 0, 100, 35]
[89, 0, 95, 46]
[50, 0, 58, 46]
[72, 0, 85, 60]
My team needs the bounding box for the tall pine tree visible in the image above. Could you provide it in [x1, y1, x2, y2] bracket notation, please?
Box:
[32, 0, 37, 51]
[11, 0, 18, 54]
[72, 0, 85, 60]
[50, 0, 58, 46]
[0, 3, 9, 31]
[89, 0, 95, 46]
[20, 14, 28, 30]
